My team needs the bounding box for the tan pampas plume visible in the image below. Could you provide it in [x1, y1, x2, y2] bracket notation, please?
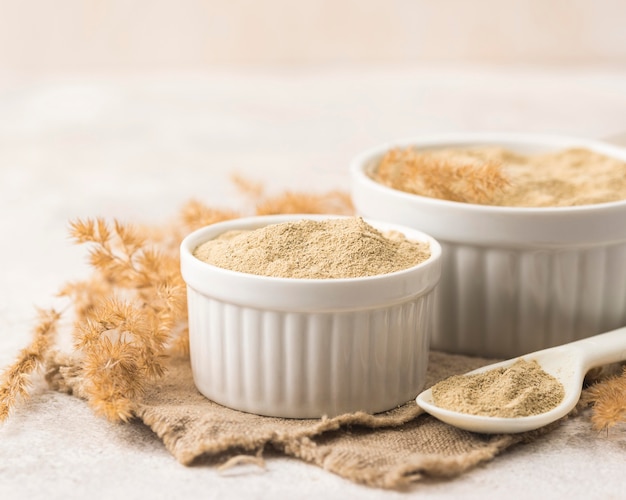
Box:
[231, 173, 265, 201]
[0, 309, 60, 421]
[376, 148, 509, 205]
[586, 367, 626, 431]
[178, 199, 240, 233]
[65, 217, 188, 421]
[231, 172, 354, 216]
[42, 180, 352, 423]
[255, 190, 353, 216]
[5, 174, 624, 431]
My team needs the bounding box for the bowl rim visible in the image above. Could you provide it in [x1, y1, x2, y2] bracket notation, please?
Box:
[180, 214, 442, 311]
[350, 131, 626, 214]
[350, 132, 626, 246]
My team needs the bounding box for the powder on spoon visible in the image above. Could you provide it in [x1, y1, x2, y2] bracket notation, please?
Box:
[193, 217, 430, 279]
[430, 358, 565, 418]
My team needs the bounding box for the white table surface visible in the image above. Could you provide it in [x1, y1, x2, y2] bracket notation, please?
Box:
[1, 65, 625, 499]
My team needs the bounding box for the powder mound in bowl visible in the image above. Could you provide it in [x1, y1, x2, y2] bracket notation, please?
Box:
[373, 146, 626, 207]
[430, 359, 565, 418]
[193, 217, 431, 279]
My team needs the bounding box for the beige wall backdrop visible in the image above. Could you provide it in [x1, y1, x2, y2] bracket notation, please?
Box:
[0, 0, 625, 73]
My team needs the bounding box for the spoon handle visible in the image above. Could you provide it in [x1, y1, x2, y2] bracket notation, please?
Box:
[571, 326, 626, 371]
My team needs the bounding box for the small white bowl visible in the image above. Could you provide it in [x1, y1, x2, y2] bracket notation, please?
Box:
[180, 214, 442, 418]
[350, 133, 626, 359]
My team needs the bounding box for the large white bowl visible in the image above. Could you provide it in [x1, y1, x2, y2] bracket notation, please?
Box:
[350, 133, 626, 358]
[180, 214, 442, 418]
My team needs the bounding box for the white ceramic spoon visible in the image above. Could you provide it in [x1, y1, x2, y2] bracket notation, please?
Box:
[416, 327, 626, 434]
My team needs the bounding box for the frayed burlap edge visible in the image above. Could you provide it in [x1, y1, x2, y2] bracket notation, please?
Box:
[44, 350, 579, 490]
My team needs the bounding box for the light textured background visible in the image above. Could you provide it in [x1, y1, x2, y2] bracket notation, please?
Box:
[1, 66, 625, 500]
[0, 0, 625, 74]
[1, 3, 626, 499]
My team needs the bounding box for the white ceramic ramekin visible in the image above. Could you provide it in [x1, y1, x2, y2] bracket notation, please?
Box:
[180, 214, 442, 418]
[350, 133, 626, 359]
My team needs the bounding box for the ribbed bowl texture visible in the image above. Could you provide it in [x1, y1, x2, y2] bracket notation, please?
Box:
[180, 214, 442, 418]
[350, 133, 626, 358]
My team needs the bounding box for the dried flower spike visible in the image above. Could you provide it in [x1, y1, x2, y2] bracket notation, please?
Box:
[376, 147, 509, 205]
[587, 366, 626, 431]
[5, 178, 624, 431]
[255, 190, 353, 216]
[67, 217, 190, 421]
[0, 309, 60, 421]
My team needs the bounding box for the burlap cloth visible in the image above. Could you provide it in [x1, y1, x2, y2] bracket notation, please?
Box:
[45, 350, 580, 490]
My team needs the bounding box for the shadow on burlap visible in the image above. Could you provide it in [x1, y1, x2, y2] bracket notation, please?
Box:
[46, 350, 570, 490]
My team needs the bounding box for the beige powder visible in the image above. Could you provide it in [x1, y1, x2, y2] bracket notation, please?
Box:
[430, 359, 565, 418]
[193, 217, 430, 279]
[374, 146, 626, 207]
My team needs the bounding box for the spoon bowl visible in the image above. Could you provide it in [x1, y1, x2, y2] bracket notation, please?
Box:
[416, 327, 626, 434]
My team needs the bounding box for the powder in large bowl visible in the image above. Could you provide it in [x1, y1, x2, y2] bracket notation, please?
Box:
[350, 133, 626, 359]
[373, 145, 626, 207]
[193, 216, 430, 279]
